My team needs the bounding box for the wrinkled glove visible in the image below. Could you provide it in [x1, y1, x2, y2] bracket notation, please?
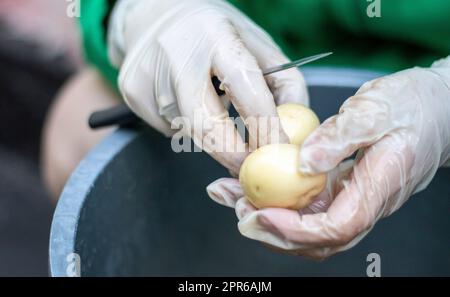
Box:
[207, 56, 450, 259]
[108, 0, 308, 174]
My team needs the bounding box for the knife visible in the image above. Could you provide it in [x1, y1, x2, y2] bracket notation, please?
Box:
[88, 52, 332, 129]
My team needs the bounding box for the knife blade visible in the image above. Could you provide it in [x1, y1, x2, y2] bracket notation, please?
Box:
[89, 52, 333, 129]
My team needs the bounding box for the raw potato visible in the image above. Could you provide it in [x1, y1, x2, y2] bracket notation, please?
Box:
[239, 144, 326, 210]
[239, 103, 326, 210]
[278, 103, 320, 146]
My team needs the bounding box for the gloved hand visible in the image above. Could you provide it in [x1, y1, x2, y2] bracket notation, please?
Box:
[108, 0, 308, 175]
[207, 56, 450, 259]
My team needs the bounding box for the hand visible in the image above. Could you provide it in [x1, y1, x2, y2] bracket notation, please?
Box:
[108, 0, 308, 175]
[207, 57, 450, 259]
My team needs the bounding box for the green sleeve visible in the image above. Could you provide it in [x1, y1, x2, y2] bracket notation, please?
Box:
[230, 0, 450, 72]
[328, 0, 450, 53]
[79, 0, 118, 89]
[80, 0, 450, 87]
[326, 0, 450, 69]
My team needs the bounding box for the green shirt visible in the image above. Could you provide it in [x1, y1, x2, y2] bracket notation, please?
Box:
[79, 0, 450, 88]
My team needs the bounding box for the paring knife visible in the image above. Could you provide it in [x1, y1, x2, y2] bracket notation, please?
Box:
[88, 52, 332, 129]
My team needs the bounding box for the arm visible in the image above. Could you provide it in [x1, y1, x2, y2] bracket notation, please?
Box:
[79, 0, 450, 87]
[79, 0, 118, 88]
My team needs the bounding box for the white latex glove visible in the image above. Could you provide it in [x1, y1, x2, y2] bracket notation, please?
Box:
[108, 0, 309, 174]
[207, 56, 450, 259]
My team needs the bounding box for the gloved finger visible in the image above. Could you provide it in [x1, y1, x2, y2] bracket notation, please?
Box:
[245, 219, 362, 261]
[297, 188, 333, 215]
[283, 235, 369, 260]
[238, 136, 413, 251]
[177, 78, 249, 175]
[266, 67, 309, 107]
[259, 241, 326, 261]
[296, 160, 354, 215]
[236, 25, 309, 106]
[212, 30, 289, 150]
[118, 54, 174, 137]
[235, 197, 257, 220]
[206, 178, 243, 208]
[299, 84, 395, 174]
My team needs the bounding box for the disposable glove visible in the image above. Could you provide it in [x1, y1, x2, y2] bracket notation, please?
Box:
[207, 56, 450, 259]
[108, 0, 309, 174]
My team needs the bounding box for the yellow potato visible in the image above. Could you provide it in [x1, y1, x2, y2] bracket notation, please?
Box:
[239, 144, 326, 210]
[277, 103, 320, 146]
[239, 103, 325, 210]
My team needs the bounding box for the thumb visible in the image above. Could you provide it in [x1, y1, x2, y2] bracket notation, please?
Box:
[299, 89, 394, 174]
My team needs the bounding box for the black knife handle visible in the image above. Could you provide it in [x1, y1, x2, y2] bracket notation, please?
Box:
[89, 104, 140, 129]
[88, 76, 224, 129]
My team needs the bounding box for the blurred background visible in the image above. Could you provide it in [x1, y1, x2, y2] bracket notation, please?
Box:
[0, 0, 82, 276]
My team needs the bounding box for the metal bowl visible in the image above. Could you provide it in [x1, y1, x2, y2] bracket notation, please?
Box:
[49, 67, 450, 276]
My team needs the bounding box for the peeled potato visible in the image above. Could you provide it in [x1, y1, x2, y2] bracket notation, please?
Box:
[239, 144, 326, 210]
[277, 103, 320, 145]
[239, 103, 326, 210]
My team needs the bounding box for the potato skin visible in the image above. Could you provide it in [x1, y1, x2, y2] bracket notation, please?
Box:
[277, 103, 320, 146]
[239, 144, 326, 210]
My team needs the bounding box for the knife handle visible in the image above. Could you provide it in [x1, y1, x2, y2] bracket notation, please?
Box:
[89, 76, 225, 129]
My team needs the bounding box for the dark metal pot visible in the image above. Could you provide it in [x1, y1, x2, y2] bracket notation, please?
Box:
[49, 67, 450, 276]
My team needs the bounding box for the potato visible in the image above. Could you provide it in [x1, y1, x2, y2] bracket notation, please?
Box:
[239, 144, 326, 210]
[239, 103, 325, 210]
[277, 103, 320, 146]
